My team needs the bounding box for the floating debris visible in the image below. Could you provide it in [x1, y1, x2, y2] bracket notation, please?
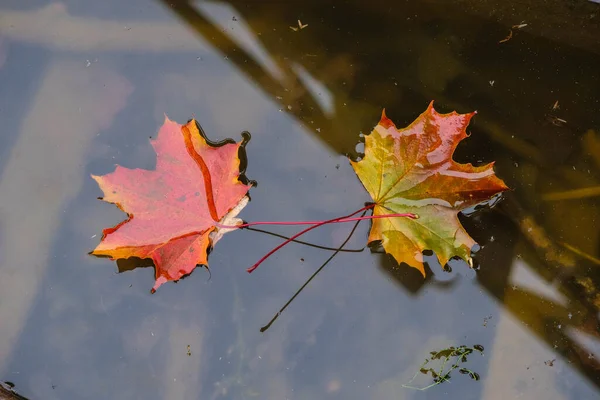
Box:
[290, 20, 308, 31]
[483, 315, 493, 327]
[403, 344, 484, 390]
[545, 100, 567, 126]
[499, 22, 528, 44]
[548, 116, 567, 126]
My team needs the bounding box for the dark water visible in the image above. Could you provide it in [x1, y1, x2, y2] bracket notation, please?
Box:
[1, 1, 599, 399]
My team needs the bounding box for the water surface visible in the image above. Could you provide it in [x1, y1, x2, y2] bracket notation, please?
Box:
[0, 1, 599, 399]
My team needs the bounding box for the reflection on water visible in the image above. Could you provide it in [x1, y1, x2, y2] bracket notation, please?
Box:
[0, 1, 599, 399]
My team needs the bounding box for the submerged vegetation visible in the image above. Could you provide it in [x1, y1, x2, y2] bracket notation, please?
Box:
[403, 345, 485, 390]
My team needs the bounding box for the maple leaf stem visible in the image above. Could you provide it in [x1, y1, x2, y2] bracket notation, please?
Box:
[246, 205, 416, 273]
[246, 205, 374, 273]
[260, 209, 368, 333]
[215, 212, 417, 230]
[243, 227, 364, 252]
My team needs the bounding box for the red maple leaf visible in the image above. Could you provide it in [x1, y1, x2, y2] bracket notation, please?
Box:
[91, 117, 253, 292]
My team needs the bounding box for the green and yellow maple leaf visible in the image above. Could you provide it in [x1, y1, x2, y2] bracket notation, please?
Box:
[351, 102, 508, 275]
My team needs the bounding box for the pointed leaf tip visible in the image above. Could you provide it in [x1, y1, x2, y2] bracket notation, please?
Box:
[152, 275, 168, 293]
[379, 109, 396, 129]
